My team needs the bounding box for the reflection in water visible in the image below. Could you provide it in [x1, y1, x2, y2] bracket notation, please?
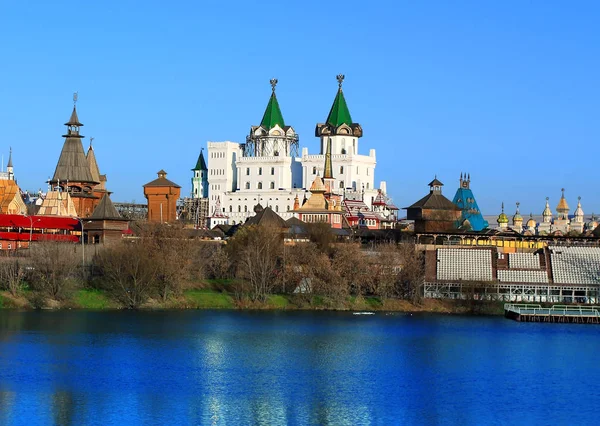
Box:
[0, 390, 15, 425]
[0, 311, 600, 425]
[52, 390, 78, 426]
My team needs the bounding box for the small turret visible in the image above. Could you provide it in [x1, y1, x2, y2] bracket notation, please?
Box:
[6, 147, 14, 180]
[526, 213, 537, 230]
[573, 196, 584, 223]
[497, 202, 509, 229]
[542, 197, 552, 223]
[512, 202, 523, 231]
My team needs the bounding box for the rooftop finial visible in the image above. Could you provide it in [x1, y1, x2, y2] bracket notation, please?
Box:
[501, 202, 505, 212]
[89, 137, 94, 148]
[561, 188, 565, 197]
[578, 195, 581, 201]
[516, 201, 520, 210]
[270, 78, 278, 93]
[73, 92, 78, 106]
[336, 74, 345, 88]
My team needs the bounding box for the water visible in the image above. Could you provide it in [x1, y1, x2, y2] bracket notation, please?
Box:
[1, 310, 599, 425]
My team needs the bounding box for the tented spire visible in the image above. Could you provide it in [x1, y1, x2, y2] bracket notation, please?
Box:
[259, 78, 286, 130]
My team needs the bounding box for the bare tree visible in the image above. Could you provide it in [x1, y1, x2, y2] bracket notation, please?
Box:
[371, 243, 402, 299]
[0, 257, 25, 296]
[94, 242, 157, 308]
[29, 242, 79, 299]
[227, 225, 283, 302]
[284, 242, 332, 297]
[206, 244, 231, 280]
[395, 243, 425, 303]
[330, 243, 373, 298]
[138, 224, 194, 301]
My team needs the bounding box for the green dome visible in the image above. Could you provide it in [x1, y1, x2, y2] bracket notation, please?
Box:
[497, 213, 509, 224]
[512, 212, 523, 223]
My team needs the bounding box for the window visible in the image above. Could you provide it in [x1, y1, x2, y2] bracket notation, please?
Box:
[270, 182, 275, 189]
[246, 168, 250, 175]
[229, 206, 232, 213]
[245, 182, 250, 189]
[275, 205, 279, 212]
[357, 167, 359, 174]
[271, 167, 275, 175]
[258, 167, 262, 175]
[339, 181, 344, 188]
[244, 205, 248, 212]
[238, 205, 241, 212]
[340, 166, 344, 174]
[258, 182, 263, 189]
[366, 183, 370, 189]
[313, 167, 317, 174]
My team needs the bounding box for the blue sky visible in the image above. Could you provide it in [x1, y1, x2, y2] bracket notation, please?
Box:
[1, 1, 598, 217]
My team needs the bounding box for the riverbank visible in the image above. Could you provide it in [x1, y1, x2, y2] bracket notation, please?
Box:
[0, 288, 506, 315]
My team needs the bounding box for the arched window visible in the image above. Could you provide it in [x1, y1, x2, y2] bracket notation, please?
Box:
[339, 181, 344, 188]
[258, 167, 262, 175]
[271, 167, 275, 175]
[229, 206, 232, 213]
[340, 166, 344, 174]
[244, 205, 248, 212]
[366, 183, 370, 189]
[246, 168, 250, 175]
[238, 205, 241, 212]
[270, 182, 275, 189]
[275, 205, 279, 212]
[245, 182, 250, 189]
[312, 166, 317, 175]
[258, 182, 263, 189]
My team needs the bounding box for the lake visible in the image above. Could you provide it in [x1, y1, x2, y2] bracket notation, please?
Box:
[0, 310, 599, 425]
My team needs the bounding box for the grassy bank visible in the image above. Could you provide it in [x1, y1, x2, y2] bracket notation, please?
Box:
[0, 287, 506, 316]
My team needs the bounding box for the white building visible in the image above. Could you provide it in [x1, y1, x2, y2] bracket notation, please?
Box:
[206, 76, 384, 225]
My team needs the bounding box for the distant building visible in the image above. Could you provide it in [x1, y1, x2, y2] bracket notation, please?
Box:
[86, 194, 130, 244]
[452, 173, 488, 231]
[143, 170, 181, 223]
[405, 178, 461, 233]
[205, 76, 385, 224]
[48, 98, 109, 217]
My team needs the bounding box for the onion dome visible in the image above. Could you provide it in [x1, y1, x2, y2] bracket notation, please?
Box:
[512, 202, 523, 224]
[574, 196, 584, 218]
[587, 213, 598, 230]
[497, 202, 509, 224]
[526, 213, 537, 228]
[542, 197, 552, 218]
[253, 203, 264, 214]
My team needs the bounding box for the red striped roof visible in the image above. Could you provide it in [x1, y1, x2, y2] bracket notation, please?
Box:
[0, 214, 80, 231]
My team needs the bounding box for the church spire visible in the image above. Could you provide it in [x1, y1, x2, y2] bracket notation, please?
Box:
[193, 148, 207, 171]
[323, 137, 333, 180]
[51, 94, 96, 186]
[7, 147, 13, 169]
[316, 75, 363, 138]
[259, 78, 286, 130]
[325, 74, 353, 127]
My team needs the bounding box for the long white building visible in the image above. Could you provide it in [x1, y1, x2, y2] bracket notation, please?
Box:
[206, 76, 384, 224]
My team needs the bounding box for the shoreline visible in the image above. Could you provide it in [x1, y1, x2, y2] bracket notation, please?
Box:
[0, 289, 506, 316]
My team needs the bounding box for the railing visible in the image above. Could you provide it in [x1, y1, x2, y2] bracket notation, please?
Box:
[504, 303, 600, 317]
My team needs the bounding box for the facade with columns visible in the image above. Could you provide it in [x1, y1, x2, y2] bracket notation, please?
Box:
[205, 76, 385, 225]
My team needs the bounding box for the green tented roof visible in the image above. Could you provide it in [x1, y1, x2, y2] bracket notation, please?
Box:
[326, 88, 353, 127]
[260, 92, 285, 129]
[193, 150, 207, 171]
